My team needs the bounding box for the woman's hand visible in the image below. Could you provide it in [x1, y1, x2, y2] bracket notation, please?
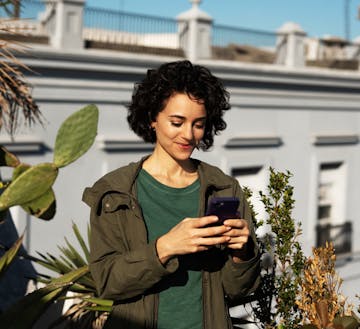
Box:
[222, 219, 254, 263]
[222, 219, 250, 249]
[156, 216, 232, 264]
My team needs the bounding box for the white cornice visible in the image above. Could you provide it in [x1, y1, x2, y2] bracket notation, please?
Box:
[224, 136, 283, 148]
[0, 136, 49, 154]
[97, 136, 154, 152]
[313, 135, 359, 146]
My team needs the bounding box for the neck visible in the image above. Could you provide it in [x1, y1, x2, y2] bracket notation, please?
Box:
[144, 152, 195, 176]
[142, 151, 198, 188]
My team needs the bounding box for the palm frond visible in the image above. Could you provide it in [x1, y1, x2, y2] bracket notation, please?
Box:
[0, 233, 23, 279]
[59, 254, 78, 270]
[63, 236, 88, 267]
[49, 300, 110, 329]
[72, 222, 91, 263]
[0, 11, 43, 136]
[0, 266, 88, 329]
[25, 223, 110, 328]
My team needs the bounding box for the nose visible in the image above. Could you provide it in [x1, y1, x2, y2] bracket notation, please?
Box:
[182, 124, 194, 141]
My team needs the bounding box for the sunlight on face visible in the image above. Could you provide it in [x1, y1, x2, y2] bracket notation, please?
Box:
[151, 93, 206, 162]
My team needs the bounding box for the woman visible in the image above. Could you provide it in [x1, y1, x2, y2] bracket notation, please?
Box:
[83, 60, 260, 329]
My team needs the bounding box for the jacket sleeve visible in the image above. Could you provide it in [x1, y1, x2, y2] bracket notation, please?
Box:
[220, 180, 261, 300]
[83, 181, 179, 301]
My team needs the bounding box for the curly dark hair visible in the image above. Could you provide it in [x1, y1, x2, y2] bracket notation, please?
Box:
[127, 60, 230, 150]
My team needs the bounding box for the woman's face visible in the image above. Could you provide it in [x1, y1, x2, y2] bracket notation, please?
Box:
[151, 93, 206, 162]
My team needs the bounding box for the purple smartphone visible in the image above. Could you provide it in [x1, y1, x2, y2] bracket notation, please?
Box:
[205, 197, 240, 224]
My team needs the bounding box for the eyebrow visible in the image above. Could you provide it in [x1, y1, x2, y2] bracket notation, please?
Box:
[169, 115, 206, 121]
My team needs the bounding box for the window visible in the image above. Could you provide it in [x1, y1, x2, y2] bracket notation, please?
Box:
[317, 162, 345, 225]
[232, 166, 267, 234]
[316, 161, 350, 254]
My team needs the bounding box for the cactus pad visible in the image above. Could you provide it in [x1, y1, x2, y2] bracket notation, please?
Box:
[53, 105, 99, 168]
[12, 163, 31, 180]
[0, 163, 58, 210]
[21, 188, 56, 220]
[0, 146, 20, 167]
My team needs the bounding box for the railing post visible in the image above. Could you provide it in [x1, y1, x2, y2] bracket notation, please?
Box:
[177, 0, 213, 62]
[275, 22, 307, 67]
[40, 0, 85, 50]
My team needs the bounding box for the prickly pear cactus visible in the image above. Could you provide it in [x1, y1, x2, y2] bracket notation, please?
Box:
[53, 104, 99, 168]
[0, 104, 99, 220]
[0, 163, 58, 211]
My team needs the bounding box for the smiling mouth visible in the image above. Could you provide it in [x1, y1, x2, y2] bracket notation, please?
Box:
[178, 143, 194, 149]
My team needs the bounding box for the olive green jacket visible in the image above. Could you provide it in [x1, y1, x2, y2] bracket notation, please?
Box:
[82, 157, 260, 329]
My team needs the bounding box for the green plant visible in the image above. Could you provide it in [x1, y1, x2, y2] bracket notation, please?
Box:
[0, 104, 99, 324]
[240, 168, 360, 329]
[0, 104, 99, 221]
[0, 266, 89, 329]
[0, 2, 100, 321]
[243, 168, 305, 329]
[3, 223, 113, 329]
[0, 233, 23, 280]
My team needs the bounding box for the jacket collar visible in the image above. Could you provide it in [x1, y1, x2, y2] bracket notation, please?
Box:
[196, 160, 233, 191]
[117, 155, 150, 194]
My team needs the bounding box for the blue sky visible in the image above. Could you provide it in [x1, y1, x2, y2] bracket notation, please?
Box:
[85, 0, 360, 40]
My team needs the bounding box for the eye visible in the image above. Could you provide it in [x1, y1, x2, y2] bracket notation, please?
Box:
[171, 122, 182, 127]
[194, 121, 205, 129]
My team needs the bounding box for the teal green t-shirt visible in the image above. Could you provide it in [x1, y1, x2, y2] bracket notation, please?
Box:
[137, 169, 203, 329]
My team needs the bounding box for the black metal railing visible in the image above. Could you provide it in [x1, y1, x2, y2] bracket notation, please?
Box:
[316, 221, 352, 255]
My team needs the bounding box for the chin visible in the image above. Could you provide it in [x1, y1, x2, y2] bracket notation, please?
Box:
[174, 152, 193, 161]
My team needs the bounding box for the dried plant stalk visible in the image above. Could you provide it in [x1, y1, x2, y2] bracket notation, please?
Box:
[296, 242, 350, 328]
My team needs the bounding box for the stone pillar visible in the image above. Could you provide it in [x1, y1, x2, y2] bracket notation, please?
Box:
[46, 0, 85, 50]
[347, 36, 360, 57]
[346, 36, 360, 71]
[275, 22, 307, 67]
[177, 0, 213, 62]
